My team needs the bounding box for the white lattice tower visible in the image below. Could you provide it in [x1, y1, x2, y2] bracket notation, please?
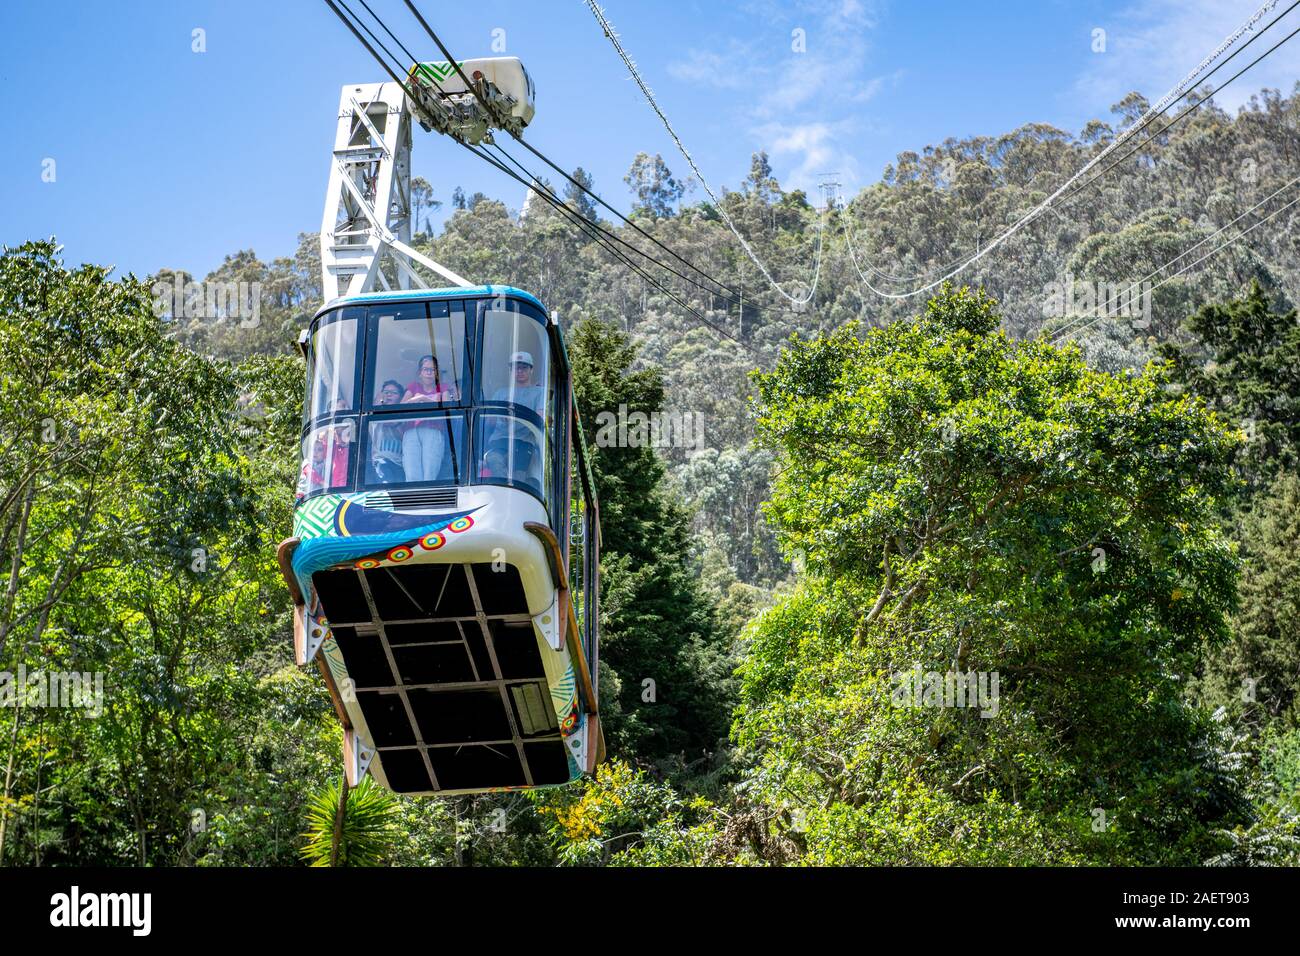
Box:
[320, 81, 472, 301]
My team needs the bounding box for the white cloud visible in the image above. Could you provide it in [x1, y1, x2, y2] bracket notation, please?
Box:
[850, 68, 903, 104]
[667, 44, 756, 90]
[662, 0, 891, 197]
[759, 56, 839, 117]
[1072, 0, 1300, 119]
[755, 119, 863, 195]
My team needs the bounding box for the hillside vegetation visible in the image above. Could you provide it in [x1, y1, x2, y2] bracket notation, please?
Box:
[1, 85, 1298, 865]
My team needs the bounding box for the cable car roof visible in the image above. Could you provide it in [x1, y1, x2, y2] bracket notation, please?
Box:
[318, 285, 547, 317]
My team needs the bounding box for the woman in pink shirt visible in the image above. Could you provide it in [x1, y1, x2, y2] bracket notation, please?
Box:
[401, 354, 458, 481]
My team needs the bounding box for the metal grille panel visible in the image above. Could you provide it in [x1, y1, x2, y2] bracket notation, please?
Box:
[315, 561, 569, 793]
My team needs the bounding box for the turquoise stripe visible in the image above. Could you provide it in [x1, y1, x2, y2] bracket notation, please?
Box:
[318, 285, 547, 315]
[290, 508, 477, 600]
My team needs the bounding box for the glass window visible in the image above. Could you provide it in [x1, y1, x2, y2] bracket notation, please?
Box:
[367, 300, 466, 411]
[307, 311, 360, 422]
[479, 301, 549, 425]
[297, 419, 356, 500]
[475, 412, 547, 500]
[364, 412, 467, 487]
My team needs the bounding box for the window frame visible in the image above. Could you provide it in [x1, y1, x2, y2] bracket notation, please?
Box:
[297, 293, 565, 509]
[358, 408, 469, 490]
[361, 299, 471, 415]
[474, 297, 551, 419]
[471, 296, 554, 509]
[304, 308, 364, 431]
[470, 406, 549, 505]
[297, 416, 359, 501]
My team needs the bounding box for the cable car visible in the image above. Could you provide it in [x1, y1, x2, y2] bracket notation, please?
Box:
[276, 286, 603, 795]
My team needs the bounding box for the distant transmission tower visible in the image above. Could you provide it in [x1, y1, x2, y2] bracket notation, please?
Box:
[818, 173, 842, 211]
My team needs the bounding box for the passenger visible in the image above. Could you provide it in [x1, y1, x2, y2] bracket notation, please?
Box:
[490, 351, 544, 414]
[327, 397, 354, 468]
[401, 354, 459, 404]
[483, 351, 544, 488]
[295, 437, 326, 500]
[296, 429, 351, 499]
[401, 355, 457, 481]
[329, 420, 353, 486]
[370, 380, 406, 484]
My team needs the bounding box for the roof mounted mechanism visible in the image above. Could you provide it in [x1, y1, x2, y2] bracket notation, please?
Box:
[405, 56, 535, 143]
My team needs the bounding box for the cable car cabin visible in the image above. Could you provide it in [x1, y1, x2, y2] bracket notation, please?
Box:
[276, 287, 603, 795]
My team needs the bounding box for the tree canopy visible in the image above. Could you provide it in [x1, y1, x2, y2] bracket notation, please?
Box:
[732, 286, 1246, 863]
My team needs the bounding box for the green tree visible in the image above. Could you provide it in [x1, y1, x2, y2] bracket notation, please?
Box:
[567, 318, 735, 766]
[0, 241, 329, 865]
[624, 152, 687, 218]
[1198, 472, 1300, 729]
[301, 776, 400, 866]
[1158, 281, 1300, 484]
[410, 176, 440, 237]
[735, 285, 1244, 864]
[744, 151, 780, 204]
[564, 166, 599, 222]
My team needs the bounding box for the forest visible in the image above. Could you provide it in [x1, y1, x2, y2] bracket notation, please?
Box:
[1, 82, 1297, 866]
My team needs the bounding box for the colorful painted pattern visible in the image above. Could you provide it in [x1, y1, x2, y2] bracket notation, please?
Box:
[349, 514, 474, 570]
[291, 500, 479, 590]
[295, 494, 344, 540]
[551, 662, 585, 777]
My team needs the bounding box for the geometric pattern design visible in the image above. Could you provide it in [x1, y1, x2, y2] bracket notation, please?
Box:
[295, 493, 345, 540]
[411, 60, 463, 85]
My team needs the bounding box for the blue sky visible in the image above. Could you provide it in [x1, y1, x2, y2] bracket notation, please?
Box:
[2, 0, 1295, 280]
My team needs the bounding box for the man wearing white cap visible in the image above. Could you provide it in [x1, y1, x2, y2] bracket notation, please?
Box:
[484, 351, 545, 489]
[491, 351, 545, 414]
